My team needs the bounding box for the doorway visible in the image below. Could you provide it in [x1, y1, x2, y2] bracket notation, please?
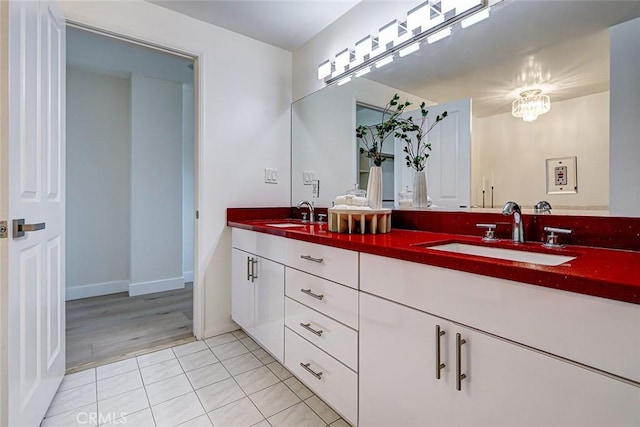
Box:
[65, 26, 197, 371]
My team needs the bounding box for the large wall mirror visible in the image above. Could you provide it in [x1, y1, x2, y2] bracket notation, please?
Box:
[291, 1, 640, 215]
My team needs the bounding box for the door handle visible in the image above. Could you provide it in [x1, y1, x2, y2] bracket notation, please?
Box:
[251, 258, 258, 282]
[13, 219, 46, 238]
[456, 333, 467, 391]
[247, 256, 252, 281]
[436, 325, 446, 379]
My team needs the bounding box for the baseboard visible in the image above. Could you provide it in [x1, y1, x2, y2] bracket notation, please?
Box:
[129, 276, 184, 296]
[183, 270, 194, 283]
[66, 280, 129, 301]
[203, 321, 240, 340]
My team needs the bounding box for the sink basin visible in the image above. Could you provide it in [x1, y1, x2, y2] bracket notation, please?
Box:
[266, 222, 306, 228]
[421, 242, 576, 266]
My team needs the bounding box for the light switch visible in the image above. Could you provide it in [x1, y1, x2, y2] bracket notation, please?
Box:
[265, 168, 278, 184]
[303, 171, 315, 185]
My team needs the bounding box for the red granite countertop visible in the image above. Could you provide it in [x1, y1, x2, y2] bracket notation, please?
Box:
[228, 217, 640, 305]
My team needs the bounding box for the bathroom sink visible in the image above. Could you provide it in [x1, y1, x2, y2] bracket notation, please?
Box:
[265, 222, 306, 228]
[419, 242, 576, 266]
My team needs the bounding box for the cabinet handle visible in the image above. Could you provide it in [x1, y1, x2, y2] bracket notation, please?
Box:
[300, 288, 324, 300]
[300, 322, 323, 337]
[300, 254, 323, 263]
[456, 333, 467, 391]
[436, 325, 446, 379]
[247, 257, 252, 281]
[300, 362, 323, 380]
[251, 258, 258, 282]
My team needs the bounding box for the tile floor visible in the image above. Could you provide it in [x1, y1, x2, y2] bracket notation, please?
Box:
[42, 330, 351, 427]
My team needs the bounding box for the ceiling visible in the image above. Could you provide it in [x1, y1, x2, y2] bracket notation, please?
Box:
[366, 1, 640, 116]
[148, 0, 361, 51]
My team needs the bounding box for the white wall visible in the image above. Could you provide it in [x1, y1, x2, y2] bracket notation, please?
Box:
[473, 91, 610, 209]
[66, 66, 131, 299]
[182, 84, 194, 282]
[130, 74, 184, 296]
[0, 1, 8, 424]
[610, 17, 640, 216]
[60, 0, 292, 338]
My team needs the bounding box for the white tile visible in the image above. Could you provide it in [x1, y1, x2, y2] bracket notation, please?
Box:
[58, 369, 96, 392]
[251, 421, 271, 427]
[176, 414, 213, 427]
[172, 340, 208, 358]
[283, 377, 313, 400]
[267, 402, 325, 427]
[151, 391, 205, 427]
[251, 349, 275, 365]
[186, 362, 231, 390]
[105, 408, 156, 427]
[196, 377, 245, 412]
[233, 366, 279, 395]
[208, 397, 264, 427]
[210, 340, 249, 361]
[305, 395, 340, 424]
[42, 403, 97, 427]
[96, 358, 139, 380]
[97, 370, 143, 401]
[231, 330, 248, 339]
[266, 361, 292, 381]
[46, 382, 97, 417]
[145, 373, 194, 406]
[248, 382, 300, 418]
[239, 337, 260, 352]
[204, 333, 237, 348]
[137, 349, 176, 369]
[221, 353, 262, 376]
[140, 358, 183, 385]
[98, 387, 149, 420]
[178, 349, 219, 372]
[330, 419, 352, 427]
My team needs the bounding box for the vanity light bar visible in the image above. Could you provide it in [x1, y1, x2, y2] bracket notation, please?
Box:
[318, 0, 499, 85]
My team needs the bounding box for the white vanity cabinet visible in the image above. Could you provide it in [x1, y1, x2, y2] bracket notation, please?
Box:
[360, 292, 640, 427]
[231, 229, 286, 361]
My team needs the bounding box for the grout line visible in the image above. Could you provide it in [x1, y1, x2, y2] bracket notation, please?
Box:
[135, 357, 158, 427]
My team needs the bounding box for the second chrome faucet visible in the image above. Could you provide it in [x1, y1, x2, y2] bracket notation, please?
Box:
[297, 200, 315, 223]
[502, 201, 524, 243]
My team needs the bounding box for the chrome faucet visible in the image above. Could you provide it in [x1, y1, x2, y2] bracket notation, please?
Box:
[502, 201, 524, 243]
[297, 200, 315, 223]
[534, 200, 552, 214]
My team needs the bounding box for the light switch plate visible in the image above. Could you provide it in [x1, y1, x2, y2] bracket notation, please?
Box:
[303, 171, 315, 185]
[265, 168, 278, 184]
[546, 156, 577, 194]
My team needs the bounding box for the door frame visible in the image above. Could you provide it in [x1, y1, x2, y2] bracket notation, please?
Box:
[66, 20, 204, 340]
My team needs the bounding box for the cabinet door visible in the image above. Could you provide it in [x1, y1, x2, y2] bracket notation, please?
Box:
[231, 248, 254, 333]
[452, 324, 640, 427]
[254, 256, 285, 362]
[359, 293, 455, 427]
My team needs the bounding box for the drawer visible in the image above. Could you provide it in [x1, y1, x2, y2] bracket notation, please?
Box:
[285, 268, 358, 329]
[286, 239, 358, 289]
[232, 228, 286, 264]
[284, 327, 357, 426]
[284, 297, 358, 371]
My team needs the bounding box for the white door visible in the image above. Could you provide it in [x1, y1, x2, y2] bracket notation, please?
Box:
[398, 98, 472, 209]
[6, 0, 66, 425]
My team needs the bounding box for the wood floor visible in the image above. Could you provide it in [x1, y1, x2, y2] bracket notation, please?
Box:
[66, 284, 194, 373]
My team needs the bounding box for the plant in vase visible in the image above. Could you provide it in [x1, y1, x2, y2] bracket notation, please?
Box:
[397, 102, 448, 208]
[356, 93, 412, 209]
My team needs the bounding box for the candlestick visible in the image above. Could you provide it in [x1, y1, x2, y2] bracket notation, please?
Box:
[482, 190, 485, 208]
[491, 186, 494, 209]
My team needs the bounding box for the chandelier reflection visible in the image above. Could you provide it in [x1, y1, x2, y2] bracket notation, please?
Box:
[511, 89, 551, 122]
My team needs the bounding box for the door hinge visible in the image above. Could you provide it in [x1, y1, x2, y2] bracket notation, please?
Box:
[0, 221, 7, 239]
[196, 210, 199, 219]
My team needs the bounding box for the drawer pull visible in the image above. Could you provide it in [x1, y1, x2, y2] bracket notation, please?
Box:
[300, 322, 323, 337]
[436, 325, 446, 380]
[456, 333, 467, 391]
[300, 288, 324, 300]
[300, 362, 323, 380]
[300, 255, 323, 263]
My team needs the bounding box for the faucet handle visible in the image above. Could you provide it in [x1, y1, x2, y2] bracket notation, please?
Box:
[543, 227, 572, 248]
[476, 223, 498, 242]
[317, 214, 327, 223]
[301, 212, 308, 222]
